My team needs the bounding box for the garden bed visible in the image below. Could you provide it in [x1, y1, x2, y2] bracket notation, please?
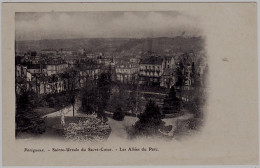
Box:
[46, 116, 111, 142]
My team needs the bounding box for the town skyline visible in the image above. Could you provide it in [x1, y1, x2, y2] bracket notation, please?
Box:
[16, 11, 202, 41]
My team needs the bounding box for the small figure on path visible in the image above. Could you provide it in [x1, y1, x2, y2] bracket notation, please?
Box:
[60, 105, 69, 127]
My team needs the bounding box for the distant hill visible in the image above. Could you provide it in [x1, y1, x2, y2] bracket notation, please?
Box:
[15, 36, 205, 56]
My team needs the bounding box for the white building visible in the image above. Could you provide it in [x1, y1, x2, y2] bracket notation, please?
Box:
[46, 59, 68, 76]
[115, 62, 138, 84]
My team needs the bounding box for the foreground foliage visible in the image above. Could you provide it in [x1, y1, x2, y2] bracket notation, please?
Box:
[16, 91, 46, 135]
[64, 116, 111, 142]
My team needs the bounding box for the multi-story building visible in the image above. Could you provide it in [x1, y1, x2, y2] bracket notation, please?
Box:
[162, 56, 175, 69]
[27, 64, 47, 75]
[77, 63, 102, 87]
[16, 64, 27, 78]
[138, 56, 164, 86]
[115, 62, 138, 84]
[97, 56, 113, 66]
[160, 68, 175, 88]
[46, 58, 68, 76]
[181, 53, 195, 86]
[160, 56, 176, 88]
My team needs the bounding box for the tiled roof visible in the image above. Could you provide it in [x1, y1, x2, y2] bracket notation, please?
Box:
[116, 61, 138, 68]
[79, 65, 100, 71]
[27, 64, 46, 69]
[140, 56, 163, 65]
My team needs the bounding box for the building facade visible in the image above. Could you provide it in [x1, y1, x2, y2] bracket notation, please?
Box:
[160, 56, 176, 88]
[138, 56, 164, 86]
[115, 62, 138, 84]
[16, 65, 27, 78]
[46, 58, 68, 76]
[27, 64, 47, 75]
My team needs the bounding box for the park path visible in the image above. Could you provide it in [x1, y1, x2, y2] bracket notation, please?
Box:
[106, 116, 138, 141]
[42, 95, 194, 141]
[43, 96, 84, 118]
[106, 112, 193, 141]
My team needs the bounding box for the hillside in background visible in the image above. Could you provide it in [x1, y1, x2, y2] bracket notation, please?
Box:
[15, 36, 205, 56]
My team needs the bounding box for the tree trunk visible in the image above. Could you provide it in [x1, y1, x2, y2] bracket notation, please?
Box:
[73, 104, 75, 117]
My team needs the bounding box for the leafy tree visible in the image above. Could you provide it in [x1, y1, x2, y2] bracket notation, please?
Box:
[162, 86, 181, 114]
[81, 80, 98, 114]
[126, 90, 143, 114]
[16, 90, 36, 111]
[61, 68, 79, 117]
[127, 91, 137, 113]
[96, 72, 112, 121]
[80, 71, 112, 122]
[16, 90, 45, 135]
[175, 62, 185, 87]
[108, 86, 127, 112]
[70, 93, 76, 117]
[133, 100, 164, 136]
[190, 62, 202, 87]
[139, 100, 163, 125]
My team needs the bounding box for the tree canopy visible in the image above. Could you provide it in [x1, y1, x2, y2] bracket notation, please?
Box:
[162, 86, 181, 114]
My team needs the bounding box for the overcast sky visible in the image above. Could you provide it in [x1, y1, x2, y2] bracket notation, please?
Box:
[15, 11, 202, 41]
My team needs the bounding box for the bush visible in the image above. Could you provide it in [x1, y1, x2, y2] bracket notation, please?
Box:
[183, 97, 204, 119]
[39, 98, 48, 107]
[112, 108, 125, 121]
[173, 118, 203, 136]
[48, 97, 56, 108]
[16, 110, 46, 135]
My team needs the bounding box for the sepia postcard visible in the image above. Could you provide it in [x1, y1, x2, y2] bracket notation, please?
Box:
[2, 2, 259, 166]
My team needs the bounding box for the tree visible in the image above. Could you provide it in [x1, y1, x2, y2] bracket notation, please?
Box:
[133, 100, 164, 136]
[190, 62, 202, 87]
[139, 100, 163, 125]
[16, 90, 45, 135]
[49, 74, 59, 94]
[81, 80, 98, 114]
[108, 83, 128, 113]
[175, 62, 185, 87]
[126, 90, 143, 114]
[162, 86, 181, 114]
[61, 68, 80, 117]
[80, 71, 112, 121]
[96, 72, 112, 121]
[127, 91, 137, 113]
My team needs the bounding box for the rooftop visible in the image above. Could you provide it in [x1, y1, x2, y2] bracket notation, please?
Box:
[140, 56, 163, 65]
[27, 64, 46, 69]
